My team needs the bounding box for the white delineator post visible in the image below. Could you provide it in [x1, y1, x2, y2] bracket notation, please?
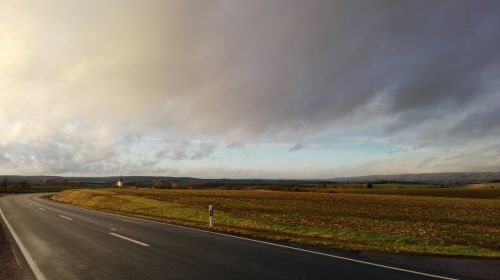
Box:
[209, 205, 214, 227]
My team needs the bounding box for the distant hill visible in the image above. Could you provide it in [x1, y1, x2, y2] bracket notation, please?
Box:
[332, 172, 500, 185]
[1, 172, 500, 187]
[0, 175, 325, 188]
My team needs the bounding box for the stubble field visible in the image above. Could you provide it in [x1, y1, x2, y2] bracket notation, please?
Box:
[55, 188, 500, 257]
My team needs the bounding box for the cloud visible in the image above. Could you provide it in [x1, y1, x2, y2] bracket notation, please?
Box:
[2, 1, 499, 139]
[226, 142, 245, 149]
[448, 103, 500, 139]
[156, 141, 216, 161]
[0, 0, 499, 176]
[288, 143, 305, 152]
[190, 142, 216, 160]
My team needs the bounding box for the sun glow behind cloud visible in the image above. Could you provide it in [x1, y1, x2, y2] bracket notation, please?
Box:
[0, 0, 499, 178]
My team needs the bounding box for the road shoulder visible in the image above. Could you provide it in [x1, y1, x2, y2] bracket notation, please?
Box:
[0, 195, 36, 280]
[0, 217, 18, 279]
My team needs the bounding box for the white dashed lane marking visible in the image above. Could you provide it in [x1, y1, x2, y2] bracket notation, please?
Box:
[109, 232, 150, 247]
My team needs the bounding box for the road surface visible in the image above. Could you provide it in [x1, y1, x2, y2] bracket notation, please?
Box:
[0, 193, 461, 280]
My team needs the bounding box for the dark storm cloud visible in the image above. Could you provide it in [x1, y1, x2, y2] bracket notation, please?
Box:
[168, 0, 500, 140]
[448, 104, 500, 138]
[3, 0, 499, 140]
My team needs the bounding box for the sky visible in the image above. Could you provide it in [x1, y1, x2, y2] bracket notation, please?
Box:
[1, 0, 500, 178]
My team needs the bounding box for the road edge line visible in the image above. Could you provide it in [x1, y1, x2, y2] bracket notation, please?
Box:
[156, 223, 459, 280]
[0, 207, 47, 280]
[58, 214, 73, 221]
[43, 195, 458, 280]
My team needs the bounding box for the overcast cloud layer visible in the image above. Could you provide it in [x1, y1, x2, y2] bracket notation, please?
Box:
[1, 0, 499, 178]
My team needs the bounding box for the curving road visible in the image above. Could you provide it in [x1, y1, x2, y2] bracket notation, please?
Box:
[0, 193, 461, 280]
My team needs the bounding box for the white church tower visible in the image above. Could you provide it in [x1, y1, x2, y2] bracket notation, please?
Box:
[116, 175, 123, 188]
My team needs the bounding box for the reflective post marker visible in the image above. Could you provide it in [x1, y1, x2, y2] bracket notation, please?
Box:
[209, 205, 214, 227]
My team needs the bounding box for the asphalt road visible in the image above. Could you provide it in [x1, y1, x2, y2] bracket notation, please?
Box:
[0, 193, 461, 280]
